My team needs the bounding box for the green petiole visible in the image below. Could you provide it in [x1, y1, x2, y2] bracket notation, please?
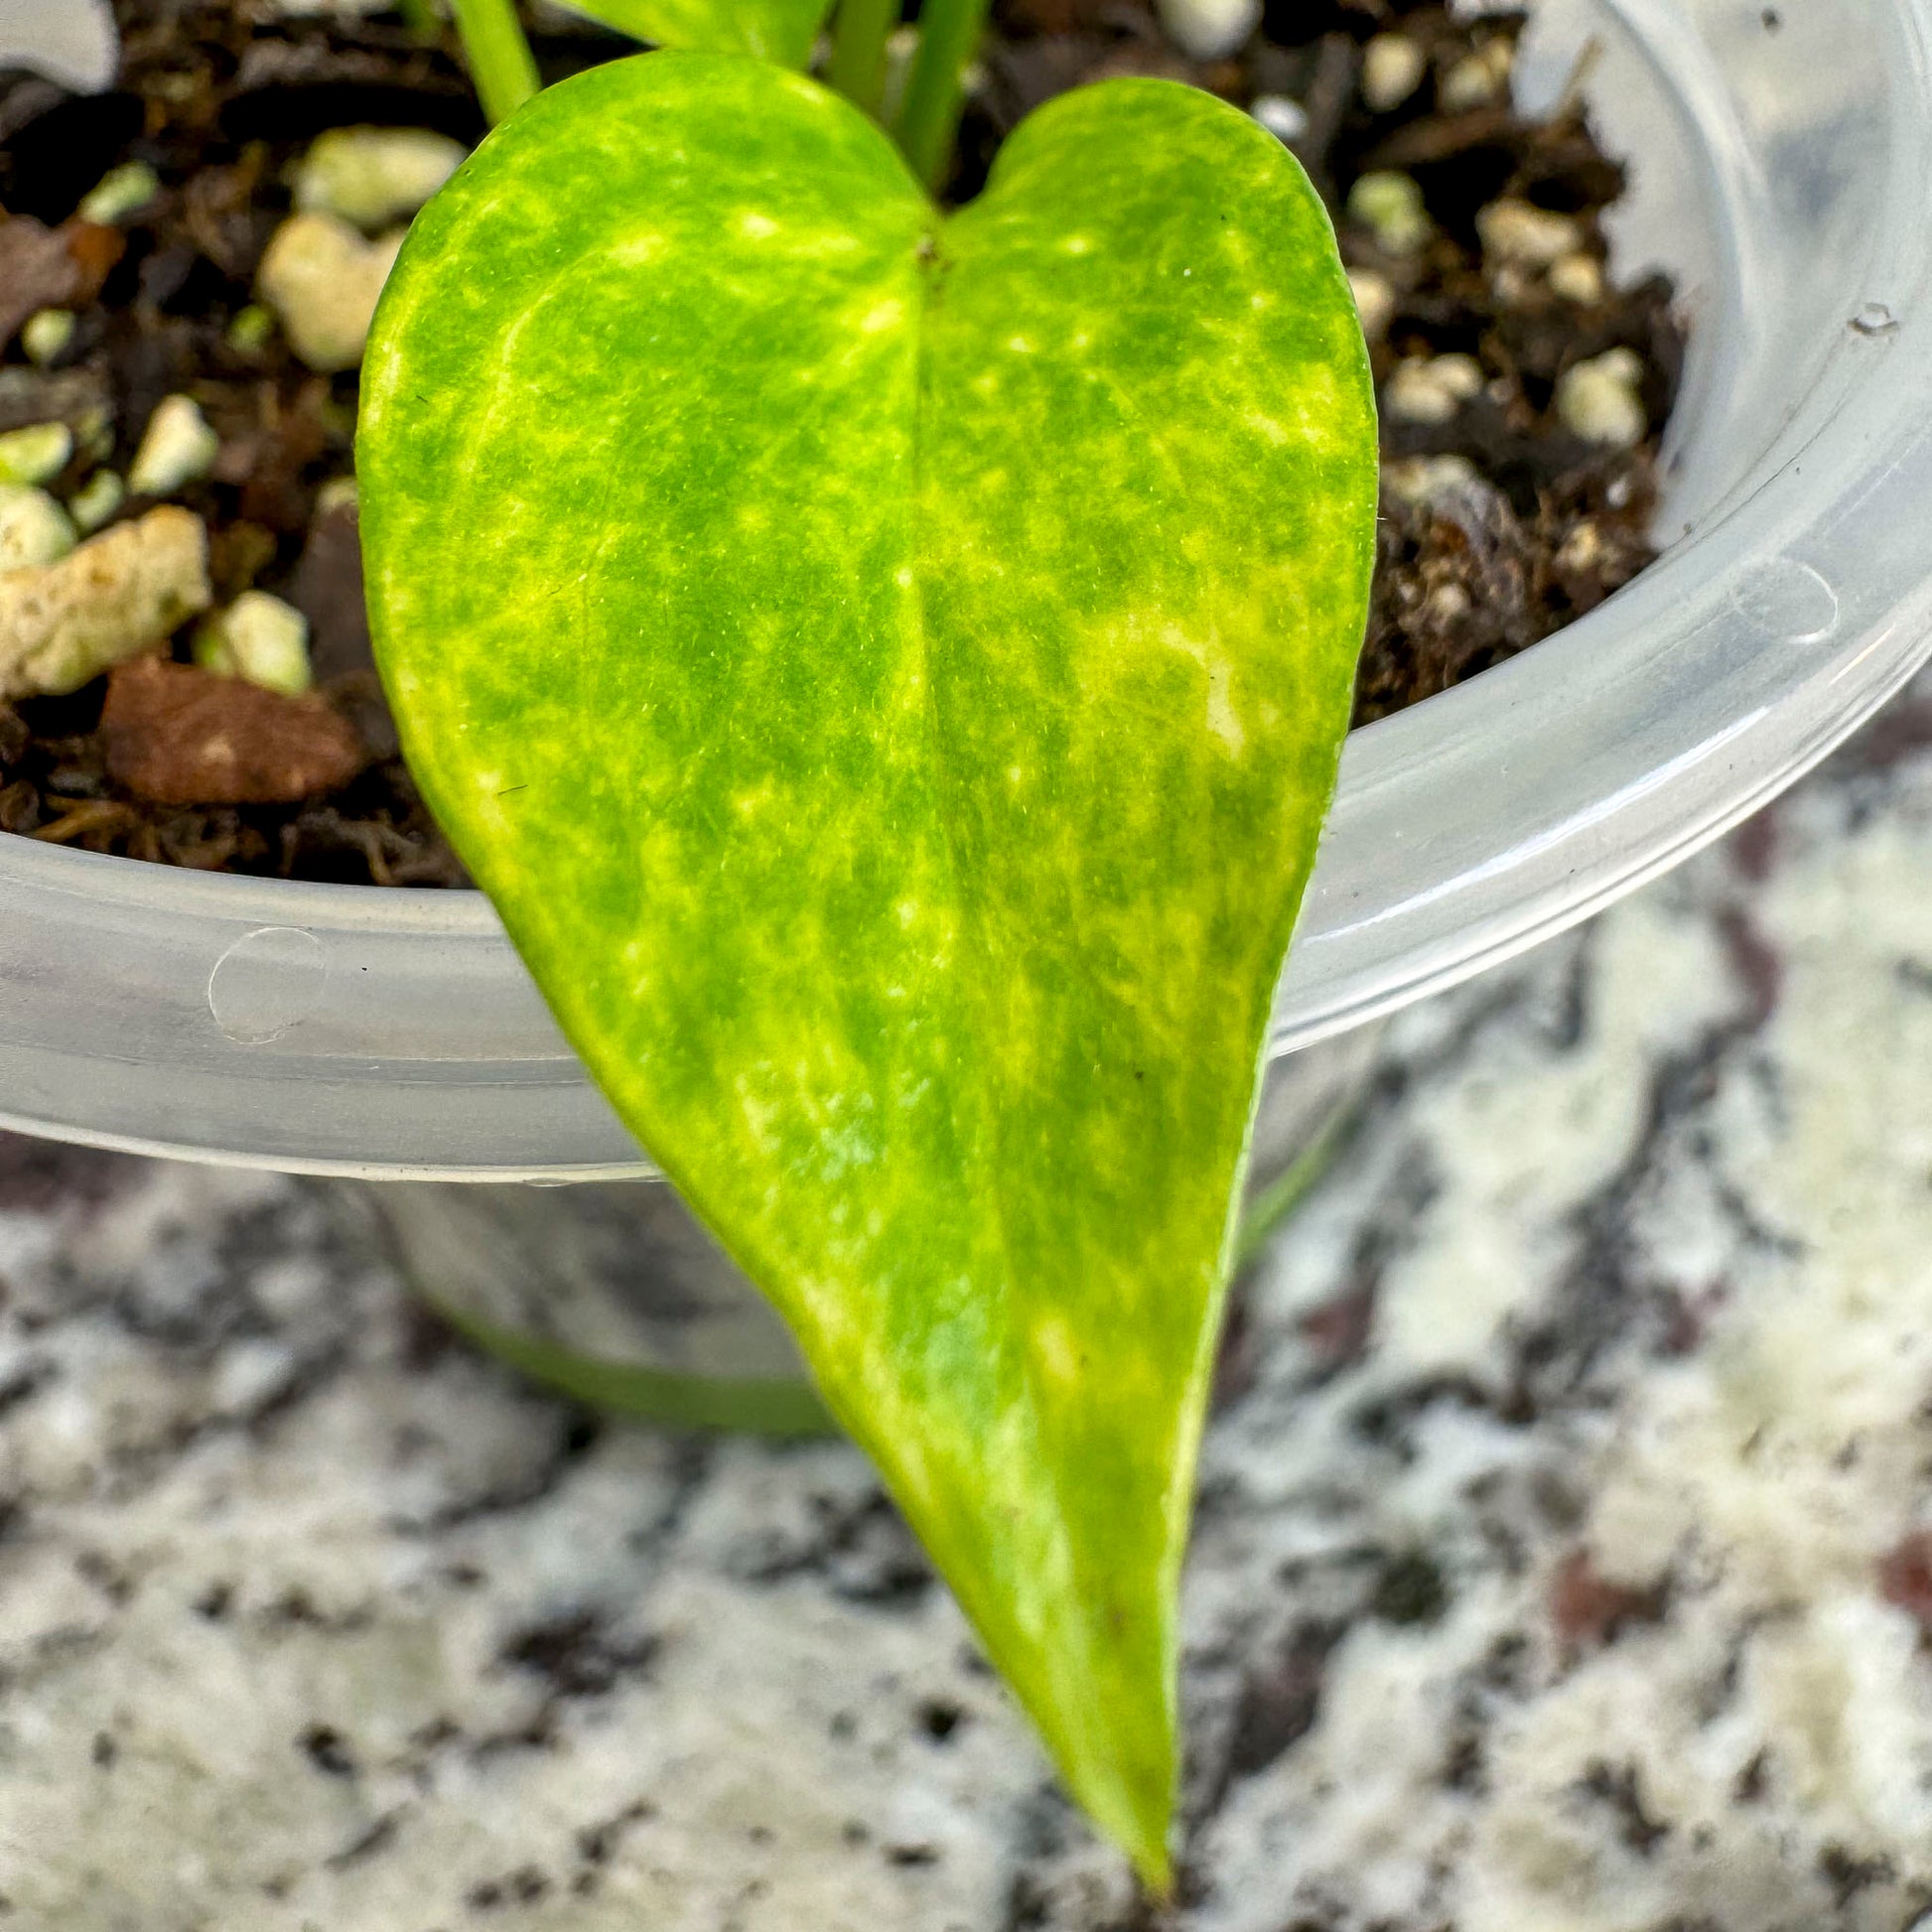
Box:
[450, 0, 541, 123]
[825, 0, 899, 114]
[445, 0, 982, 188]
[892, 0, 991, 189]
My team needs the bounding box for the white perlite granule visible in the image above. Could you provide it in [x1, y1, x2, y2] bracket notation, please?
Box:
[0, 505, 210, 698]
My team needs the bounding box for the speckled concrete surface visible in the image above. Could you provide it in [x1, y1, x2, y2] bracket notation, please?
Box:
[3, 678, 1932, 1931]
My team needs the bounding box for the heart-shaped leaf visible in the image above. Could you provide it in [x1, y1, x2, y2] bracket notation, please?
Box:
[558, 0, 831, 65]
[360, 53, 1375, 1884]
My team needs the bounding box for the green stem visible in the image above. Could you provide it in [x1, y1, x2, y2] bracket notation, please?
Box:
[826, 0, 898, 115]
[429, 1295, 836, 1437]
[450, 0, 540, 124]
[893, 0, 991, 190]
[1232, 1102, 1357, 1272]
[395, 0, 439, 37]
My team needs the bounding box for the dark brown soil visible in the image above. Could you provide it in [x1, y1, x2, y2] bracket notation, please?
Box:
[0, 0, 1681, 884]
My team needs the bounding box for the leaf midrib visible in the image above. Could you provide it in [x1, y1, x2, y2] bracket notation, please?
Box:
[893, 197, 1142, 1818]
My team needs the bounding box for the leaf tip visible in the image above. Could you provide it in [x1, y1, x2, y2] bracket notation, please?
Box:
[1127, 1827, 1175, 1903]
[1052, 1701, 1176, 1901]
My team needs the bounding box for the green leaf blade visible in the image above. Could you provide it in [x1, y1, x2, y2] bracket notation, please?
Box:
[360, 53, 1375, 1888]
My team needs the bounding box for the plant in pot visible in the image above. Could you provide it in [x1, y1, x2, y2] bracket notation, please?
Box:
[4, 0, 1932, 1893]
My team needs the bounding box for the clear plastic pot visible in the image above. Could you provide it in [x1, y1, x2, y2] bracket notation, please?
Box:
[2, 0, 1931, 1403]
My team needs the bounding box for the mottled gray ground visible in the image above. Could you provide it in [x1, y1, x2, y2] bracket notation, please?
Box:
[3, 678, 1932, 1931]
